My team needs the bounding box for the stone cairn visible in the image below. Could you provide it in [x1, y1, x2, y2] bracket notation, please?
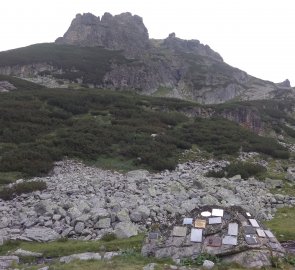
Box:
[142, 205, 285, 269]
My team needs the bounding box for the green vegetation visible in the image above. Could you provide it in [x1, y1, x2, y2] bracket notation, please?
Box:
[206, 161, 267, 179]
[0, 43, 128, 84]
[181, 253, 220, 267]
[0, 87, 290, 180]
[0, 234, 144, 257]
[264, 207, 295, 241]
[0, 180, 46, 200]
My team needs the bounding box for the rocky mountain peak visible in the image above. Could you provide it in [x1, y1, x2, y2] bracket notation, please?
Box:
[277, 79, 291, 88]
[162, 32, 223, 62]
[55, 12, 150, 58]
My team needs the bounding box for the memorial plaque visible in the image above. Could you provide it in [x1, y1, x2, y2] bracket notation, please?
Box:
[228, 223, 238, 236]
[246, 212, 251, 217]
[194, 219, 206, 228]
[256, 229, 266, 238]
[269, 242, 280, 250]
[206, 236, 222, 247]
[264, 230, 275, 238]
[245, 235, 260, 245]
[222, 235, 237, 245]
[148, 232, 159, 240]
[212, 209, 224, 217]
[243, 225, 256, 234]
[172, 226, 187, 237]
[249, 219, 260, 228]
[183, 218, 193, 225]
[209, 217, 222, 224]
[191, 228, 203, 242]
[201, 211, 211, 217]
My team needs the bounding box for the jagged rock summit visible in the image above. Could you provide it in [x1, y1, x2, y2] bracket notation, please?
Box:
[56, 12, 150, 57]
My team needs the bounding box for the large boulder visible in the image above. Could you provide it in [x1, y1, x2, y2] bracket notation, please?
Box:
[22, 228, 60, 242]
[286, 167, 295, 182]
[114, 222, 138, 238]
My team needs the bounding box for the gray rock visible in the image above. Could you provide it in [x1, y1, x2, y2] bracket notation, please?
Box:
[13, 248, 43, 257]
[114, 222, 138, 238]
[130, 211, 142, 222]
[96, 218, 111, 229]
[286, 167, 295, 182]
[60, 252, 101, 263]
[0, 217, 10, 229]
[38, 267, 49, 270]
[201, 194, 219, 205]
[137, 205, 150, 219]
[203, 260, 215, 269]
[74, 222, 85, 234]
[22, 228, 60, 242]
[103, 252, 120, 260]
[0, 256, 19, 269]
[265, 179, 284, 188]
[143, 263, 157, 270]
[117, 209, 130, 222]
[68, 207, 82, 220]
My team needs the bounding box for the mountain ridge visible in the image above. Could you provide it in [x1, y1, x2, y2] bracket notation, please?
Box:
[0, 12, 294, 104]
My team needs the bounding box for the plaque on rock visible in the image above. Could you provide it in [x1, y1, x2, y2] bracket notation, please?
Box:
[256, 229, 266, 238]
[249, 219, 260, 228]
[222, 235, 238, 245]
[194, 219, 206, 229]
[191, 228, 203, 242]
[264, 230, 275, 238]
[228, 223, 238, 236]
[243, 225, 256, 234]
[206, 236, 222, 247]
[246, 212, 251, 217]
[245, 235, 260, 245]
[172, 226, 187, 237]
[208, 217, 222, 225]
[212, 209, 224, 217]
[183, 218, 193, 225]
[201, 211, 211, 217]
[148, 232, 159, 240]
[269, 242, 280, 250]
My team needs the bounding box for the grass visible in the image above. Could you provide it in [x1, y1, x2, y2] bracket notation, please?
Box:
[264, 207, 295, 241]
[0, 234, 145, 257]
[270, 182, 295, 197]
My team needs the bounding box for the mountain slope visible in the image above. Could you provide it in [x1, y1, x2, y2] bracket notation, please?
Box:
[0, 12, 294, 103]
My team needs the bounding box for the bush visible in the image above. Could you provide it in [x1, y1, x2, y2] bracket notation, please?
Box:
[0, 180, 47, 200]
[226, 162, 266, 179]
[205, 170, 225, 178]
[101, 233, 117, 242]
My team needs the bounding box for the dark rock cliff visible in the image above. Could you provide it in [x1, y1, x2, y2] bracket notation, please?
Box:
[56, 12, 150, 58]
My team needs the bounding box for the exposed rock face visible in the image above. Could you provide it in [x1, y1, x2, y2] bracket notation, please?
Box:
[0, 81, 16, 92]
[56, 12, 150, 58]
[162, 33, 223, 62]
[277, 79, 291, 88]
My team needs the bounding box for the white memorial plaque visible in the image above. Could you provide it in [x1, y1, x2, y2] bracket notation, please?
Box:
[249, 219, 260, 228]
[183, 218, 193, 225]
[208, 217, 222, 224]
[228, 223, 238, 236]
[201, 211, 211, 217]
[222, 235, 237, 245]
[212, 209, 224, 217]
[256, 229, 266, 237]
[190, 228, 203, 242]
[264, 230, 275, 238]
[246, 212, 251, 217]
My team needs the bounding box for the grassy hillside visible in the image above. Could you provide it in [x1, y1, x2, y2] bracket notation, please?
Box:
[0, 43, 129, 84]
[0, 86, 290, 183]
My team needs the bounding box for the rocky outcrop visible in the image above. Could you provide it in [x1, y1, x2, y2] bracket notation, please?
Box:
[162, 33, 223, 62]
[141, 205, 285, 268]
[56, 12, 150, 58]
[0, 81, 16, 92]
[277, 79, 291, 88]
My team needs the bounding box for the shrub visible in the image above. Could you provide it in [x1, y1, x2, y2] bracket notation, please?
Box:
[101, 233, 117, 242]
[0, 180, 47, 201]
[226, 161, 266, 179]
[205, 170, 225, 178]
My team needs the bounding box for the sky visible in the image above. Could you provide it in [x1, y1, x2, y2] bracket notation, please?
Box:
[1, 0, 294, 85]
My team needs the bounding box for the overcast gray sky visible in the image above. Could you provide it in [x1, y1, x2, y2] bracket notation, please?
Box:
[1, 0, 294, 85]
